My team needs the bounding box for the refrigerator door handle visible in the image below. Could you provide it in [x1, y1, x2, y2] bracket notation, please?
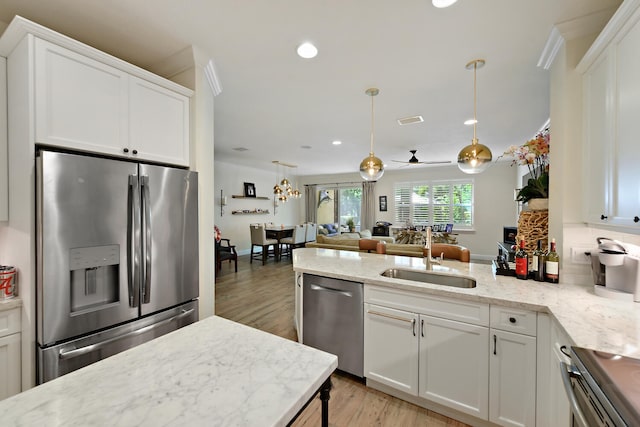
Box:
[58, 308, 196, 361]
[128, 175, 141, 307]
[141, 175, 152, 304]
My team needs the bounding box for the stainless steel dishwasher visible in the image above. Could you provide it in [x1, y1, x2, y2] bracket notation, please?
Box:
[302, 273, 363, 377]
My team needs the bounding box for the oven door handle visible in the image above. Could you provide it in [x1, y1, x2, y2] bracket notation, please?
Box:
[560, 361, 590, 427]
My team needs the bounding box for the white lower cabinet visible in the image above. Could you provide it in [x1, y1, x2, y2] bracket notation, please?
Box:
[419, 315, 489, 419]
[364, 304, 419, 395]
[0, 308, 21, 400]
[489, 329, 536, 427]
[364, 296, 490, 420]
[294, 272, 303, 343]
[536, 313, 571, 427]
[364, 286, 540, 426]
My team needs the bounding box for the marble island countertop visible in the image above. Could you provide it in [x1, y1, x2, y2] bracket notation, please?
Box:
[293, 248, 640, 359]
[0, 315, 337, 426]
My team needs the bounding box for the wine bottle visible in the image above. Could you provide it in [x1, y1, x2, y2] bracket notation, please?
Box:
[532, 240, 545, 282]
[545, 238, 560, 283]
[515, 237, 529, 280]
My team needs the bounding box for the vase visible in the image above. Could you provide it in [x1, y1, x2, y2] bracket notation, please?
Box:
[527, 198, 549, 211]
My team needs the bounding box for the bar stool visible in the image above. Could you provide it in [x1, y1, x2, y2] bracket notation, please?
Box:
[250, 224, 278, 265]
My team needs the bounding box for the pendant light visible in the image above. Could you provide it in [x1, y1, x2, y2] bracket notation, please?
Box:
[359, 88, 385, 181]
[457, 59, 492, 174]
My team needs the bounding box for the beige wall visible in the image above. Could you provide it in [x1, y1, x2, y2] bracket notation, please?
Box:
[298, 162, 518, 261]
[214, 161, 301, 255]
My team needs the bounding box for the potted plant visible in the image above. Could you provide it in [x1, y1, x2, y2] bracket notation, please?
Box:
[346, 217, 355, 232]
[505, 129, 550, 209]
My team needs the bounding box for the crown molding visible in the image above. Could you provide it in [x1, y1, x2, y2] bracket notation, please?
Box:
[538, 5, 620, 70]
[577, 0, 640, 73]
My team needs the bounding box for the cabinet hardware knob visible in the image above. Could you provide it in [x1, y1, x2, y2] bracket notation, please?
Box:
[601, 214, 608, 220]
[123, 148, 129, 153]
[560, 345, 571, 358]
[509, 317, 516, 324]
[412, 319, 416, 337]
[493, 334, 497, 355]
[132, 149, 138, 155]
[634, 216, 639, 223]
[421, 319, 424, 338]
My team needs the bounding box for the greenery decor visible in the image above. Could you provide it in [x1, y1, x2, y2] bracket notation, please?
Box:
[346, 217, 355, 232]
[505, 129, 550, 204]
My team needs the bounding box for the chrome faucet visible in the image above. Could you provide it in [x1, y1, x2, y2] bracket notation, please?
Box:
[424, 226, 442, 270]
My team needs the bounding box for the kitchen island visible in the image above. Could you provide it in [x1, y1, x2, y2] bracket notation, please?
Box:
[293, 247, 640, 358]
[0, 315, 337, 426]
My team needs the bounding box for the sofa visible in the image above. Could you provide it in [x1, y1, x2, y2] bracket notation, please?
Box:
[305, 234, 470, 262]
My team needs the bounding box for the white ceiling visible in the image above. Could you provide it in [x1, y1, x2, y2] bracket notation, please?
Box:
[0, 0, 621, 176]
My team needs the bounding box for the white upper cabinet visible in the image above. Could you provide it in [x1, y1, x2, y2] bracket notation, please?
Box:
[580, 1, 640, 228]
[34, 38, 129, 157]
[129, 76, 189, 165]
[612, 17, 640, 225]
[32, 37, 190, 166]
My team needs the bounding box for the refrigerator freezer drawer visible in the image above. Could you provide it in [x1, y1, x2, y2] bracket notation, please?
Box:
[38, 300, 198, 384]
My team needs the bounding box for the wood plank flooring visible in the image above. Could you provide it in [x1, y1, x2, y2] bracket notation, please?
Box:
[215, 254, 470, 427]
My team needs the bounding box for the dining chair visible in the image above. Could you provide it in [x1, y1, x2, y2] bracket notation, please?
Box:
[216, 238, 238, 273]
[280, 224, 307, 259]
[305, 223, 317, 242]
[250, 224, 279, 265]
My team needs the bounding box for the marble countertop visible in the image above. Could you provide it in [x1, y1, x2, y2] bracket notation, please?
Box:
[293, 248, 640, 359]
[0, 315, 337, 426]
[0, 297, 21, 312]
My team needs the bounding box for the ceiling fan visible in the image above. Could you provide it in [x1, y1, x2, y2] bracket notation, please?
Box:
[392, 150, 451, 166]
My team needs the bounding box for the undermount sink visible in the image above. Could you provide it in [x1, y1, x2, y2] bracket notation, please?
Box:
[380, 268, 477, 288]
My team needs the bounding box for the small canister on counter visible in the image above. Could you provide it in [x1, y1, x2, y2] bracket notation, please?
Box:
[0, 266, 17, 299]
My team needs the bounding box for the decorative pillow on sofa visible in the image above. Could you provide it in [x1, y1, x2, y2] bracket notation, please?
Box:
[318, 226, 328, 235]
[359, 229, 372, 238]
[324, 223, 337, 234]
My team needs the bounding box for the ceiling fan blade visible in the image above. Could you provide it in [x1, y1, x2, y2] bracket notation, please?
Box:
[422, 160, 452, 164]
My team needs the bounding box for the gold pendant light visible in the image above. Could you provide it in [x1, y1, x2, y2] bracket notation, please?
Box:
[457, 59, 492, 174]
[359, 88, 385, 181]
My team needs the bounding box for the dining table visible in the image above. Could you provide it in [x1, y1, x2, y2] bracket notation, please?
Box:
[265, 226, 294, 261]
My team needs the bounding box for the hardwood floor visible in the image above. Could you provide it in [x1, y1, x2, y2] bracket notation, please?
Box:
[215, 254, 470, 427]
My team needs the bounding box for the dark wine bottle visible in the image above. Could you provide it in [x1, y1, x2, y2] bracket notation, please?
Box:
[532, 240, 546, 282]
[515, 237, 529, 280]
[545, 238, 560, 283]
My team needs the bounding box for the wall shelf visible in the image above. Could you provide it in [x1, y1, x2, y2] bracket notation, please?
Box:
[232, 210, 270, 215]
[232, 195, 269, 200]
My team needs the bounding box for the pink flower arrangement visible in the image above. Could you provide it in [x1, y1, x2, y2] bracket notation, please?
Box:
[505, 129, 550, 202]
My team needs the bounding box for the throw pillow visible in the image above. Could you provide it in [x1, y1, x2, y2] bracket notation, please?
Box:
[359, 229, 372, 238]
[325, 224, 336, 233]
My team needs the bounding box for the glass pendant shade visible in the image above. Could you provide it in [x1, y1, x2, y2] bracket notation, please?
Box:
[457, 139, 492, 174]
[360, 153, 385, 180]
[458, 59, 492, 174]
[360, 88, 384, 181]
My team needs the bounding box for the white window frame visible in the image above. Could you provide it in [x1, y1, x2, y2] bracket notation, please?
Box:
[394, 179, 474, 230]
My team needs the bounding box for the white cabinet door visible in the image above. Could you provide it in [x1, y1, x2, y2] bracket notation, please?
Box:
[583, 50, 613, 225]
[34, 38, 129, 156]
[549, 324, 572, 426]
[419, 315, 489, 420]
[294, 272, 303, 343]
[0, 333, 21, 400]
[364, 303, 419, 395]
[489, 330, 536, 427]
[613, 19, 640, 226]
[129, 76, 190, 166]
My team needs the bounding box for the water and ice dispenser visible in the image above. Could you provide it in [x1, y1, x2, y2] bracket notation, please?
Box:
[69, 245, 120, 314]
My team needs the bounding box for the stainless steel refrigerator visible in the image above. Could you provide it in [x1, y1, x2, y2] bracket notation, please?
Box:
[36, 150, 199, 383]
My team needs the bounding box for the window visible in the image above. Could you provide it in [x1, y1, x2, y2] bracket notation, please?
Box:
[316, 186, 362, 230]
[394, 180, 474, 229]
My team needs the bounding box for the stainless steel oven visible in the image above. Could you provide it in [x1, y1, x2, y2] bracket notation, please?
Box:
[561, 346, 640, 427]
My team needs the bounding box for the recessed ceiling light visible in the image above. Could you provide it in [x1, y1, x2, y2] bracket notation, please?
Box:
[233, 147, 249, 151]
[432, 0, 458, 8]
[297, 42, 318, 59]
[464, 119, 477, 125]
[398, 115, 424, 126]
[300, 145, 312, 149]
[332, 140, 342, 145]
